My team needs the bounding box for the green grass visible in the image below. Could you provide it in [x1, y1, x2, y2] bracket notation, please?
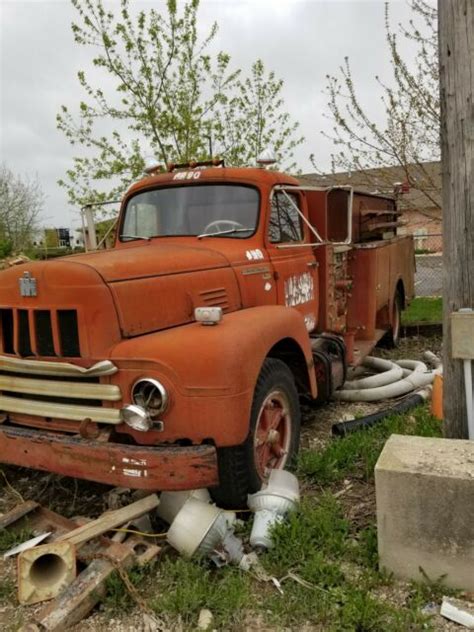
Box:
[0, 525, 34, 555]
[102, 405, 448, 631]
[402, 297, 442, 324]
[150, 559, 251, 627]
[0, 577, 15, 603]
[298, 405, 441, 485]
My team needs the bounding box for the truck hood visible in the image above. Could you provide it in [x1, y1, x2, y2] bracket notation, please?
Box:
[65, 241, 231, 282]
[66, 242, 242, 337]
[0, 242, 242, 352]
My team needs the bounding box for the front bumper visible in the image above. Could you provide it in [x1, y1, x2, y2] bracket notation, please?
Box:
[0, 424, 219, 490]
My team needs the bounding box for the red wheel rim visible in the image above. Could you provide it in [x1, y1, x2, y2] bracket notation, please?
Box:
[254, 390, 292, 479]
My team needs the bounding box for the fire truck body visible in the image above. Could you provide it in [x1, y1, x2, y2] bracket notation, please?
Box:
[0, 164, 414, 505]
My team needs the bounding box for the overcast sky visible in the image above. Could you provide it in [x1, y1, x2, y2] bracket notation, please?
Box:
[0, 0, 428, 228]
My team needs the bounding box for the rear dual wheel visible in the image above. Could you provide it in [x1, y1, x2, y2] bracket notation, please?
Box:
[210, 358, 301, 508]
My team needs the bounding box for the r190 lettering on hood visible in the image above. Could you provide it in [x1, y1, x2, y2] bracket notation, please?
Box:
[285, 272, 314, 307]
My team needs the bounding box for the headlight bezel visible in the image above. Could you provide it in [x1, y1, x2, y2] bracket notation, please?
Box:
[131, 377, 169, 418]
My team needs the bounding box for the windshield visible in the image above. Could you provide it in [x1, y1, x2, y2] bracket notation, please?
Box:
[120, 184, 259, 241]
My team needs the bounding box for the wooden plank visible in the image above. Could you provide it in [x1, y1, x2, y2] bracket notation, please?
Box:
[0, 501, 39, 529]
[57, 494, 160, 546]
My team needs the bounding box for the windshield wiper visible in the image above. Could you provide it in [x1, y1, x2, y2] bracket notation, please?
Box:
[197, 227, 252, 240]
[121, 234, 151, 241]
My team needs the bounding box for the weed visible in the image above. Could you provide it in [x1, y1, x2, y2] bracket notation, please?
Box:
[333, 585, 423, 632]
[407, 572, 459, 611]
[264, 494, 350, 577]
[298, 405, 441, 484]
[352, 525, 379, 570]
[0, 577, 15, 603]
[150, 557, 251, 628]
[0, 527, 34, 555]
[104, 563, 156, 613]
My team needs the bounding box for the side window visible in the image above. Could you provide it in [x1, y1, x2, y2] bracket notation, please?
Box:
[269, 192, 303, 243]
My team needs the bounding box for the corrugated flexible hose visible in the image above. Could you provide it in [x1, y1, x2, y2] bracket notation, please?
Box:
[333, 356, 435, 402]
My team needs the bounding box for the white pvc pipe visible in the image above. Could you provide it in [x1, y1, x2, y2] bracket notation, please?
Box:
[463, 359, 474, 440]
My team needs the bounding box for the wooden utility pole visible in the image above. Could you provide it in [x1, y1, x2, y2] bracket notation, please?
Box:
[439, 0, 474, 438]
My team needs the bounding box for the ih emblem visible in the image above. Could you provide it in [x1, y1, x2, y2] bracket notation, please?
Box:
[19, 271, 37, 297]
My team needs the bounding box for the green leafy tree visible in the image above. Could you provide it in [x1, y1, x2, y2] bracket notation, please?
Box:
[313, 0, 440, 210]
[0, 164, 44, 253]
[58, 0, 303, 208]
[213, 59, 303, 169]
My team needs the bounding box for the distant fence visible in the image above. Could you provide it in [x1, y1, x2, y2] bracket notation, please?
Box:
[412, 232, 442, 255]
[413, 233, 443, 297]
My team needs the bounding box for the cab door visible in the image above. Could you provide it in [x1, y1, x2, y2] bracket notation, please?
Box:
[265, 189, 319, 332]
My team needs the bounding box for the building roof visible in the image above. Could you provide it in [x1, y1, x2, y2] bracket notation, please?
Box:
[299, 161, 441, 213]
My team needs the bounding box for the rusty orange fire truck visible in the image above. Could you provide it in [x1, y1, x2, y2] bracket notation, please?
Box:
[0, 159, 414, 505]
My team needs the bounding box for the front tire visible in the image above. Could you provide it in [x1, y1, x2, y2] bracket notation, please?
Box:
[210, 358, 301, 508]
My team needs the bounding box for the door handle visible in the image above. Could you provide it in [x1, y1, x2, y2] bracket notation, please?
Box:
[307, 261, 319, 269]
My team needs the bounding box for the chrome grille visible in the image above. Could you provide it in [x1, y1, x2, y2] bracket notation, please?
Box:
[0, 357, 121, 425]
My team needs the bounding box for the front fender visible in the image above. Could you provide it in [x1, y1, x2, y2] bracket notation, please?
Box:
[110, 306, 316, 446]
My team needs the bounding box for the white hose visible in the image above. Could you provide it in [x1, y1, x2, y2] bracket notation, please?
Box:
[341, 357, 404, 390]
[423, 350, 442, 369]
[333, 356, 436, 402]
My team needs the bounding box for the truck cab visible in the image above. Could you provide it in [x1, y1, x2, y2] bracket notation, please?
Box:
[0, 162, 414, 506]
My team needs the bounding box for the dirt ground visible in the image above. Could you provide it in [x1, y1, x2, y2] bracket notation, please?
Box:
[0, 333, 451, 632]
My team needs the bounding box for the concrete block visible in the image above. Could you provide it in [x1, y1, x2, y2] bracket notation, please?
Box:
[375, 434, 474, 590]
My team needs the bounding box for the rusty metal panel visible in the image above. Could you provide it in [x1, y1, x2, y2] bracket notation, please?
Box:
[375, 244, 391, 311]
[346, 247, 378, 340]
[110, 267, 241, 337]
[0, 424, 219, 490]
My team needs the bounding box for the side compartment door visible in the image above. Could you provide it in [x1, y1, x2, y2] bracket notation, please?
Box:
[265, 189, 319, 332]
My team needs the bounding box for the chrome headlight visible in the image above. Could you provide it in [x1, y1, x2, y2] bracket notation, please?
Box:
[120, 404, 152, 432]
[132, 378, 168, 418]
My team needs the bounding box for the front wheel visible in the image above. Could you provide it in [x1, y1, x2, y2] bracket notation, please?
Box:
[210, 358, 301, 508]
